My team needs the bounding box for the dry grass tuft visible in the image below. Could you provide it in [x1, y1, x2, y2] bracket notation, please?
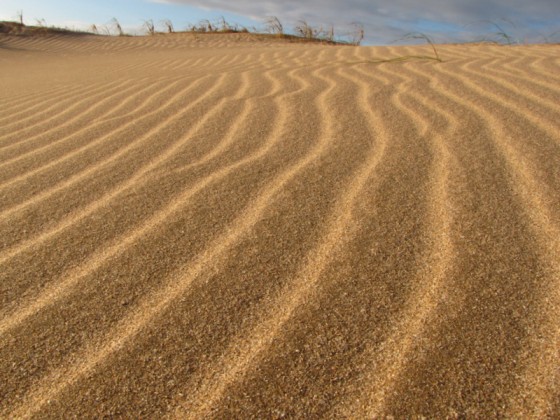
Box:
[110, 18, 124, 36]
[143, 19, 156, 36]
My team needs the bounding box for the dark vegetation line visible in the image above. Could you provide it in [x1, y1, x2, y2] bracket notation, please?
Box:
[2, 14, 558, 65]
[0, 15, 364, 46]
[2, 13, 558, 47]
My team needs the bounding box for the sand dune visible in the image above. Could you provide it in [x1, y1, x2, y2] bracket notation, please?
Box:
[1, 32, 559, 418]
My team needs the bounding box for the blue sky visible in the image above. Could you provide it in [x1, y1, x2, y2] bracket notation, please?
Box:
[0, 0, 258, 34]
[1, 0, 559, 44]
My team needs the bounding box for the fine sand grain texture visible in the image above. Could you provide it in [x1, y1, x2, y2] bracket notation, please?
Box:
[1, 32, 559, 418]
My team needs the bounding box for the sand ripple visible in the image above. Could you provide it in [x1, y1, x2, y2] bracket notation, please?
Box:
[1, 34, 559, 418]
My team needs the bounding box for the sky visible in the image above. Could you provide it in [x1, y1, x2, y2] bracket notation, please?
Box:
[1, 0, 559, 44]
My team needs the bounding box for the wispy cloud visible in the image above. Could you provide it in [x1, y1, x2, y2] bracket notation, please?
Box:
[152, 0, 560, 43]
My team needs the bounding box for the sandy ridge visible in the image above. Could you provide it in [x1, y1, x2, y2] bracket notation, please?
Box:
[1, 36, 559, 418]
[172, 60, 389, 418]
[4, 54, 321, 419]
[0, 76, 208, 219]
[0, 79, 159, 171]
[339, 64, 459, 417]
[432, 59, 560, 417]
[0, 72, 233, 312]
[388, 49, 558, 416]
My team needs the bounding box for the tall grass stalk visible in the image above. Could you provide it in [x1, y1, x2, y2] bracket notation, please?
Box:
[401, 32, 442, 61]
[350, 23, 365, 46]
[143, 19, 156, 35]
[294, 20, 316, 39]
[161, 19, 174, 33]
[111, 18, 124, 36]
[484, 19, 516, 45]
[265, 16, 284, 35]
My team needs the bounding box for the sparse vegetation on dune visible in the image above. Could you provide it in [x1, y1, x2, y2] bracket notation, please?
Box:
[186, 18, 245, 34]
[0, 13, 333, 44]
[392, 32, 442, 62]
[485, 19, 517, 44]
[110, 18, 125, 37]
[457, 19, 559, 46]
[0, 20, 89, 37]
[265, 16, 284, 35]
[161, 19, 174, 34]
[2, 12, 557, 48]
[181, 16, 359, 45]
[142, 19, 156, 36]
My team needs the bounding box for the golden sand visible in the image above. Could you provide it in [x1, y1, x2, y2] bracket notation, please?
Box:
[1, 32, 559, 417]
